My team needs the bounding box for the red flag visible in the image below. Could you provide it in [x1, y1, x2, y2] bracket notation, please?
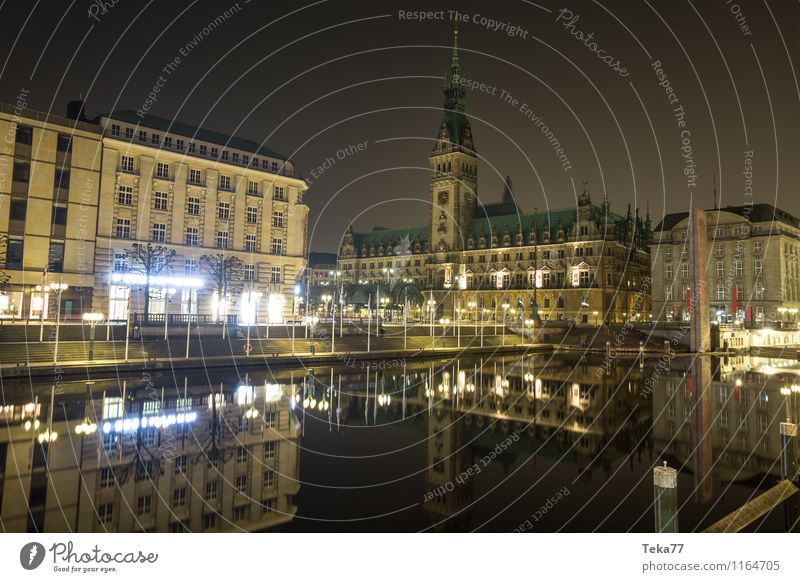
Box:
[685, 287, 692, 315]
[731, 286, 737, 318]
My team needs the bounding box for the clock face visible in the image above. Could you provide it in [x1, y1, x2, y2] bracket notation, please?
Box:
[438, 191, 449, 205]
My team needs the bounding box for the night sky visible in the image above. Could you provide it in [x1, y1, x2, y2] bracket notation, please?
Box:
[2, 0, 798, 252]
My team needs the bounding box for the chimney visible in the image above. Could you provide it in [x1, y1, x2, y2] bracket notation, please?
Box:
[66, 100, 87, 121]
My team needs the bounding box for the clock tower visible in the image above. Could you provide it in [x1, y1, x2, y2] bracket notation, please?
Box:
[430, 28, 478, 252]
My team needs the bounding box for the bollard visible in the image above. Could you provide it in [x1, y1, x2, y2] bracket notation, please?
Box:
[780, 422, 798, 482]
[639, 341, 645, 370]
[605, 341, 611, 359]
[654, 463, 679, 533]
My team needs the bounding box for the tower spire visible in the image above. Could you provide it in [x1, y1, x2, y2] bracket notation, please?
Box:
[438, 25, 470, 149]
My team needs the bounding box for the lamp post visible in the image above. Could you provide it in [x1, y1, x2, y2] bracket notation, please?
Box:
[439, 318, 450, 349]
[243, 289, 262, 356]
[163, 287, 176, 340]
[455, 303, 461, 347]
[82, 312, 104, 361]
[524, 318, 534, 346]
[50, 281, 68, 364]
[481, 308, 488, 347]
[427, 295, 436, 349]
[782, 386, 792, 422]
[380, 297, 390, 322]
[306, 315, 319, 354]
[292, 285, 300, 354]
[501, 302, 510, 346]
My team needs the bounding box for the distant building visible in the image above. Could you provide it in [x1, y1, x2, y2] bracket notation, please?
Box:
[338, 32, 651, 324]
[307, 251, 340, 314]
[649, 204, 800, 325]
[0, 101, 103, 320]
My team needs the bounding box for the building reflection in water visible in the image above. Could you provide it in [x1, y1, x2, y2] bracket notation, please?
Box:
[0, 375, 300, 532]
[652, 355, 791, 505]
[322, 356, 651, 531]
[2, 354, 796, 533]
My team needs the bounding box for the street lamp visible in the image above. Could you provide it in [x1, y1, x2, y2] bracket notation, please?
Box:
[320, 293, 332, 317]
[74, 418, 98, 435]
[501, 302, 510, 346]
[481, 308, 489, 347]
[439, 317, 450, 348]
[49, 281, 69, 364]
[593, 310, 599, 325]
[380, 296, 390, 322]
[82, 312, 104, 360]
[427, 296, 436, 347]
[306, 315, 319, 354]
[163, 287, 177, 340]
[524, 318, 534, 346]
[292, 284, 301, 354]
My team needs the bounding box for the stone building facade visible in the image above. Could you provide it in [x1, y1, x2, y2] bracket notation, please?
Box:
[337, 33, 651, 324]
[0, 101, 102, 320]
[649, 204, 800, 325]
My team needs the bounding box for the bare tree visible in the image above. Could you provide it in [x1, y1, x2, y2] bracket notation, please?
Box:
[126, 243, 176, 320]
[200, 253, 243, 326]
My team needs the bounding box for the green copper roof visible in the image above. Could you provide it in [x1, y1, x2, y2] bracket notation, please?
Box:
[352, 225, 429, 251]
[349, 205, 627, 255]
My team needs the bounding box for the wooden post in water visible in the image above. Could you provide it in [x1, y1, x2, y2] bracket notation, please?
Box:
[653, 462, 679, 533]
[781, 422, 798, 482]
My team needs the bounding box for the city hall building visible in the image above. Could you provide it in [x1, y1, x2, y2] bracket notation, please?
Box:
[337, 33, 652, 324]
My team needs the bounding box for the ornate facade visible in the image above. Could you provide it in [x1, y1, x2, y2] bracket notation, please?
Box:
[338, 33, 651, 324]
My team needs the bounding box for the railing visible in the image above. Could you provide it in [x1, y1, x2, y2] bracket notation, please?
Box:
[132, 313, 238, 326]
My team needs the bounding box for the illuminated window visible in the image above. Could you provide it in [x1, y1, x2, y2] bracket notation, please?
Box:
[103, 397, 124, 419]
